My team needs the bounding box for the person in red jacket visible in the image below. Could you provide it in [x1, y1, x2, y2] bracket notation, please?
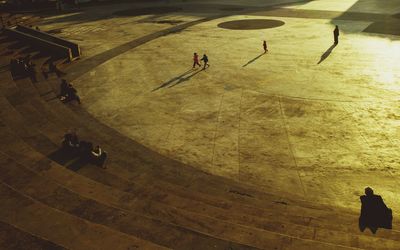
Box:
[192, 53, 201, 68]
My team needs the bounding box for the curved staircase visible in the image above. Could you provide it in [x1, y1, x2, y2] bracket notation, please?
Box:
[0, 31, 399, 250]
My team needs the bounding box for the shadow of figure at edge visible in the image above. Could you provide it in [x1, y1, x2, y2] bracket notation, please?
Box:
[47, 147, 89, 172]
[242, 53, 264, 67]
[152, 68, 203, 91]
[359, 187, 393, 234]
[317, 43, 337, 64]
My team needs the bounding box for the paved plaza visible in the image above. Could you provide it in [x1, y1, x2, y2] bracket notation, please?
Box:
[38, 0, 400, 212]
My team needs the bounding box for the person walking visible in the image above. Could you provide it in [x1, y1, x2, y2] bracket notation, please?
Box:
[263, 40, 268, 53]
[201, 54, 209, 70]
[333, 25, 339, 45]
[193, 53, 201, 68]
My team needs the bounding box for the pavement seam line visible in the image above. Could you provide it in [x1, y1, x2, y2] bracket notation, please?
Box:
[278, 96, 306, 197]
[237, 88, 244, 179]
[211, 92, 225, 169]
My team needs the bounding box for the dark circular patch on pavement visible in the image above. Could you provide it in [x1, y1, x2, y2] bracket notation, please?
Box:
[219, 7, 245, 11]
[114, 7, 182, 16]
[218, 19, 285, 30]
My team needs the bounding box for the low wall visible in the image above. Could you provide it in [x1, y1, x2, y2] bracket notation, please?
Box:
[4, 27, 72, 60]
[16, 25, 80, 60]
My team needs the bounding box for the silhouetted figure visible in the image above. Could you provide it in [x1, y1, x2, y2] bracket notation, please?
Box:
[62, 83, 81, 104]
[62, 130, 80, 151]
[333, 25, 339, 44]
[59, 79, 69, 99]
[193, 53, 201, 68]
[200, 54, 209, 70]
[26, 61, 37, 83]
[263, 40, 268, 53]
[91, 145, 107, 168]
[359, 187, 392, 234]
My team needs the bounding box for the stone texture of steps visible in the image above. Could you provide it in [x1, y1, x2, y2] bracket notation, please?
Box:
[0, 93, 400, 249]
[3, 112, 400, 249]
[1, 47, 396, 248]
[4, 75, 400, 239]
[0, 147, 365, 250]
[7, 80, 354, 223]
[0, 181, 168, 250]
[0, 39, 399, 249]
[38, 74, 362, 216]
[0, 152, 261, 250]
[0, 221, 66, 250]
[0, 77, 366, 248]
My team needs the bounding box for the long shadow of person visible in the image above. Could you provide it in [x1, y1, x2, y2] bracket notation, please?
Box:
[317, 44, 337, 64]
[242, 53, 265, 67]
[168, 68, 203, 88]
[152, 69, 194, 91]
[359, 187, 392, 234]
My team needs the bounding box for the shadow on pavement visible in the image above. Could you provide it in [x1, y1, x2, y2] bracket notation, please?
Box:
[152, 68, 202, 91]
[317, 43, 337, 64]
[242, 53, 264, 67]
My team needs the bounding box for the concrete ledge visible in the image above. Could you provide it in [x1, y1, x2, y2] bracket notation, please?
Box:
[16, 25, 81, 60]
[3, 27, 72, 60]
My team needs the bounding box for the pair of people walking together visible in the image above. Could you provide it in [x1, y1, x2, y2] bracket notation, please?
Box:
[193, 53, 209, 69]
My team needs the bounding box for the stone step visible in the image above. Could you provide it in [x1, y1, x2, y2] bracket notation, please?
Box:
[0, 221, 66, 250]
[0, 151, 371, 250]
[1, 77, 394, 233]
[0, 121, 397, 250]
[0, 72, 390, 225]
[0, 79, 394, 231]
[37, 76, 360, 216]
[0, 181, 169, 250]
[0, 41, 398, 248]
[20, 93, 360, 228]
[0, 152, 261, 250]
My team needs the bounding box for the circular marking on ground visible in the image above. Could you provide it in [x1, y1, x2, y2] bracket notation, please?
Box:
[218, 19, 285, 30]
[113, 6, 182, 16]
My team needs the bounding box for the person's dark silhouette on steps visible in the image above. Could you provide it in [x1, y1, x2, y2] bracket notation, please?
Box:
[359, 187, 392, 234]
[333, 25, 339, 45]
[59, 79, 69, 98]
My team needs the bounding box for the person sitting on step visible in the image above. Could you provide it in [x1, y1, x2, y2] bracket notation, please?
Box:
[59, 79, 69, 100]
[62, 130, 80, 151]
[62, 83, 81, 104]
[91, 145, 107, 168]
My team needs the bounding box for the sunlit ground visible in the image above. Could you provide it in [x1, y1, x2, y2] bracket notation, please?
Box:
[39, 0, 400, 213]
